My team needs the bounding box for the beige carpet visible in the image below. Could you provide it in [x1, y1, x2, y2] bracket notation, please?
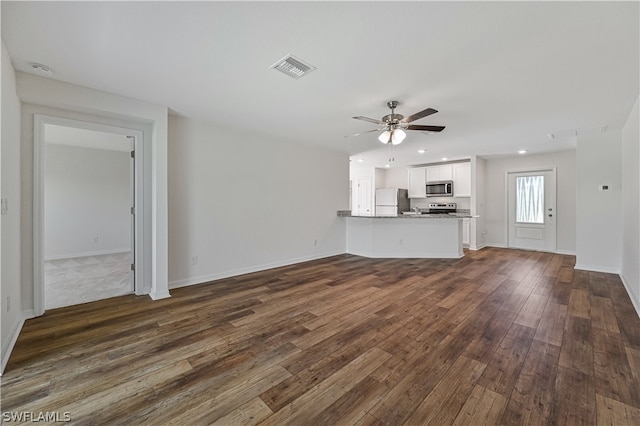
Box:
[44, 252, 133, 309]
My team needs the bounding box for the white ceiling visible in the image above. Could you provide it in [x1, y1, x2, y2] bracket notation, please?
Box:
[2, 1, 638, 168]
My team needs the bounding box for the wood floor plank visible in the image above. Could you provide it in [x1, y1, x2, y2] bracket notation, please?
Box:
[3, 248, 640, 425]
[500, 340, 561, 425]
[476, 323, 536, 397]
[596, 393, 640, 425]
[534, 301, 567, 346]
[403, 355, 487, 426]
[258, 347, 392, 426]
[550, 366, 596, 425]
[558, 315, 594, 376]
[568, 288, 591, 319]
[451, 385, 507, 426]
[209, 397, 273, 426]
[592, 326, 640, 408]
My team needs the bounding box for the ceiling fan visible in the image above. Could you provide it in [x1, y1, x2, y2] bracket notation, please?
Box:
[348, 100, 445, 145]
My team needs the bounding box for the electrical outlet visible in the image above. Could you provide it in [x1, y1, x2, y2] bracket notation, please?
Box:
[190, 256, 199, 266]
[92, 236, 99, 245]
[1, 198, 8, 215]
[313, 239, 318, 247]
[399, 239, 404, 246]
[6, 296, 10, 312]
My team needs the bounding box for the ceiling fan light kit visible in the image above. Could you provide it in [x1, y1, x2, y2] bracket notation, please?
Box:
[350, 100, 445, 145]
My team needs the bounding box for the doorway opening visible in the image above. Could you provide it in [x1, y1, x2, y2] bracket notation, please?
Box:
[507, 168, 557, 252]
[34, 115, 144, 314]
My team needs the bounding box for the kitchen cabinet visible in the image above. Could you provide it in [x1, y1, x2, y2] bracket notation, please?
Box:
[426, 164, 452, 182]
[453, 162, 471, 197]
[408, 168, 426, 198]
[463, 218, 470, 246]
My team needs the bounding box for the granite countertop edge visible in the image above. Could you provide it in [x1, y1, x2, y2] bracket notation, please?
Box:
[337, 210, 475, 219]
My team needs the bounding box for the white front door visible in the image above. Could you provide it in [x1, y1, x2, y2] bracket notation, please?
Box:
[508, 169, 556, 252]
[357, 176, 373, 216]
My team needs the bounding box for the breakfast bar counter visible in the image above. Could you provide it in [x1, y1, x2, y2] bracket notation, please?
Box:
[339, 212, 472, 258]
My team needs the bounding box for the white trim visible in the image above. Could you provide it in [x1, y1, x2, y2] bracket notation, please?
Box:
[148, 289, 171, 300]
[486, 243, 508, 248]
[620, 273, 640, 320]
[44, 249, 131, 261]
[555, 249, 576, 256]
[33, 114, 146, 315]
[469, 243, 487, 251]
[574, 263, 621, 274]
[169, 251, 346, 290]
[1, 313, 26, 375]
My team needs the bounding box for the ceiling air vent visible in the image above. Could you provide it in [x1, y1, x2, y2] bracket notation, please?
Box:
[270, 54, 316, 80]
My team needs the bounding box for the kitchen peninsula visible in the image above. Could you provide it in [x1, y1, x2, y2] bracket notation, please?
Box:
[339, 212, 472, 259]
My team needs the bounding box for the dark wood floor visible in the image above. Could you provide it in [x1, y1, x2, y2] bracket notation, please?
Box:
[3, 248, 640, 425]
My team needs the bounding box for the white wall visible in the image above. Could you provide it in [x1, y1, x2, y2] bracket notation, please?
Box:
[44, 144, 130, 259]
[168, 115, 348, 288]
[621, 95, 639, 313]
[484, 150, 577, 254]
[1, 41, 23, 373]
[576, 132, 622, 272]
[472, 156, 487, 249]
[16, 72, 169, 303]
[382, 167, 408, 189]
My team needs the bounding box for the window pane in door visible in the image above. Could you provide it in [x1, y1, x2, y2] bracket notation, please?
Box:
[516, 176, 544, 224]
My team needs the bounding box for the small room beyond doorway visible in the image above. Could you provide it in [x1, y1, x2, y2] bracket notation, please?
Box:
[43, 124, 134, 309]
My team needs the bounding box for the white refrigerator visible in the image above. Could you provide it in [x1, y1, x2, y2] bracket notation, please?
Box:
[375, 188, 409, 216]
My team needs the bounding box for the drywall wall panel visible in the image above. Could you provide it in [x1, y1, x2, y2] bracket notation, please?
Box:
[484, 150, 576, 253]
[576, 132, 622, 272]
[621, 95, 639, 313]
[1, 41, 23, 373]
[168, 115, 348, 288]
[44, 144, 130, 259]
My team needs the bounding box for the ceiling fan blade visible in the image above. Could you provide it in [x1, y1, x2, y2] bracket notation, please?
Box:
[353, 116, 386, 125]
[344, 128, 385, 138]
[400, 108, 438, 123]
[407, 124, 445, 132]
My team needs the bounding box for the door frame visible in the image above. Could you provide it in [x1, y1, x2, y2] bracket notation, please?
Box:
[33, 114, 145, 315]
[504, 166, 557, 252]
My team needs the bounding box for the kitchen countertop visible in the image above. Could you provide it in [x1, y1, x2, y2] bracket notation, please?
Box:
[337, 210, 474, 219]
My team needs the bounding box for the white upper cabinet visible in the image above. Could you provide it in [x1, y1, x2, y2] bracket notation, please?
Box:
[426, 164, 453, 182]
[408, 168, 426, 198]
[453, 162, 471, 197]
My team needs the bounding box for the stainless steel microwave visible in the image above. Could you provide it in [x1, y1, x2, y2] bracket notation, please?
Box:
[426, 180, 453, 197]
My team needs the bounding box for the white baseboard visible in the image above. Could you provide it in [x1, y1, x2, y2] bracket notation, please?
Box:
[620, 273, 640, 320]
[45, 248, 130, 261]
[149, 289, 171, 300]
[169, 250, 346, 290]
[1, 312, 27, 376]
[555, 249, 576, 256]
[574, 263, 621, 274]
[469, 243, 487, 251]
[486, 243, 508, 248]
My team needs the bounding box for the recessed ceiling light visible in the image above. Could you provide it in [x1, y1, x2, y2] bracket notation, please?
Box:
[30, 62, 55, 76]
[518, 150, 527, 154]
[385, 164, 391, 168]
[357, 158, 364, 163]
[441, 157, 448, 161]
[417, 149, 426, 154]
